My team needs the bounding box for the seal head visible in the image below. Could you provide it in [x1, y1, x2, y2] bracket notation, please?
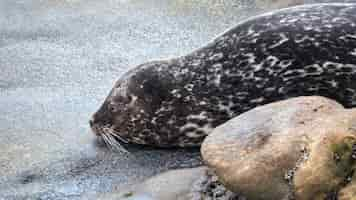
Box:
[90, 61, 182, 148]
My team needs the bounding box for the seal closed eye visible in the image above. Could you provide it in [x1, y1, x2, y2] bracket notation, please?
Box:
[90, 3, 356, 149]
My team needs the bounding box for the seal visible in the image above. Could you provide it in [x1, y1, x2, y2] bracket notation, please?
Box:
[90, 3, 356, 149]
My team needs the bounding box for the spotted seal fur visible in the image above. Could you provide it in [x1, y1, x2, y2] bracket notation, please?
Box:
[90, 3, 356, 148]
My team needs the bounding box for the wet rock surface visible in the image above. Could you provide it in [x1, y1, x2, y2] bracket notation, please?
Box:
[110, 167, 209, 200]
[202, 96, 356, 200]
[2, 0, 356, 199]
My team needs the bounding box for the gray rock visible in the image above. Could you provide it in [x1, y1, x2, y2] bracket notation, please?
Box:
[103, 167, 241, 200]
[201, 96, 356, 200]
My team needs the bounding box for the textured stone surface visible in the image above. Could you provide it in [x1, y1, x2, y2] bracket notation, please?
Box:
[339, 178, 356, 200]
[110, 167, 208, 200]
[107, 167, 240, 200]
[201, 96, 356, 200]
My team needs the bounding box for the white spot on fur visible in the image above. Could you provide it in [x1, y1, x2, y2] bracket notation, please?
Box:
[199, 101, 207, 105]
[323, 62, 343, 70]
[128, 95, 138, 107]
[266, 55, 279, 66]
[252, 63, 264, 71]
[279, 60, 293, 69]
[179, 122, 198, 132]
[186, 131, 200, 138]
[171, 89, 182, 98]
[187, 112, 209, 120]
[217, 101, 235, 117]
[350, 49, 356, 56]
[269, 33, 289, 49]
[327, 80, 338, 88]
[191, 59, 201, 67]
[295, 35, 315, 43]
[250, 97, 265, 103]
[198, 124, 213, 135]
[214, 74, 222, 86]
[209, 53, 224, 61]
[184, 84, 194, 91]
[244, 53, 256, 64]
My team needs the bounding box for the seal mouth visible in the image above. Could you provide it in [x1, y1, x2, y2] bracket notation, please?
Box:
[90, 121, 129, 153]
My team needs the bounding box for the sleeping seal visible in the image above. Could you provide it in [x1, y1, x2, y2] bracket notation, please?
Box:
[90, 3, 356, 148]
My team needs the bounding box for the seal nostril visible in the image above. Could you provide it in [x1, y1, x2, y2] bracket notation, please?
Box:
[89, 119, 94, 127]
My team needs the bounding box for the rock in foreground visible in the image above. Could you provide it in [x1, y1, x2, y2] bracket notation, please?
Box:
[105, 167, 240, 200]
[201, 96, 356, 200]
[339, 176, 356, 200]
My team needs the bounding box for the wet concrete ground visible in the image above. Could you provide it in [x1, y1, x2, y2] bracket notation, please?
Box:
[0, 0, 355, 199]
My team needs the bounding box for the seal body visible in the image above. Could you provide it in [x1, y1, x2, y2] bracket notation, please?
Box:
[90, 4, 356, 148]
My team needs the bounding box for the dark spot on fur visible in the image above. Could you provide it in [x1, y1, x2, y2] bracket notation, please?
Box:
[196, 130, 207, 136]
[182, 127, 197, 133]
[189, 119, 209, 126]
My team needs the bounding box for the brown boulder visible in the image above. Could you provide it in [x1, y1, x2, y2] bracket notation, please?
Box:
[339, 176, 356, 200]
[201, 96, 356, 200]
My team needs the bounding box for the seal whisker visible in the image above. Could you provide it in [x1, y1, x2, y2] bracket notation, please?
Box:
[101, 134, 112, 149]
[101, 127, 129, 152]
[106, 133, 129, 153]
[107, 129, 129, 144]
[103, 134, 117, 151]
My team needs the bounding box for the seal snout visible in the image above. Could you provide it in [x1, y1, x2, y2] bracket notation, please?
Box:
[89, 118, 94, 128]
[89, 116, 101, 136]
[89, 115, 102, 136]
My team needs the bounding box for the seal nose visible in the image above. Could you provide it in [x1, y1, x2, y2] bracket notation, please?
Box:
[89, 119, 94, 127]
